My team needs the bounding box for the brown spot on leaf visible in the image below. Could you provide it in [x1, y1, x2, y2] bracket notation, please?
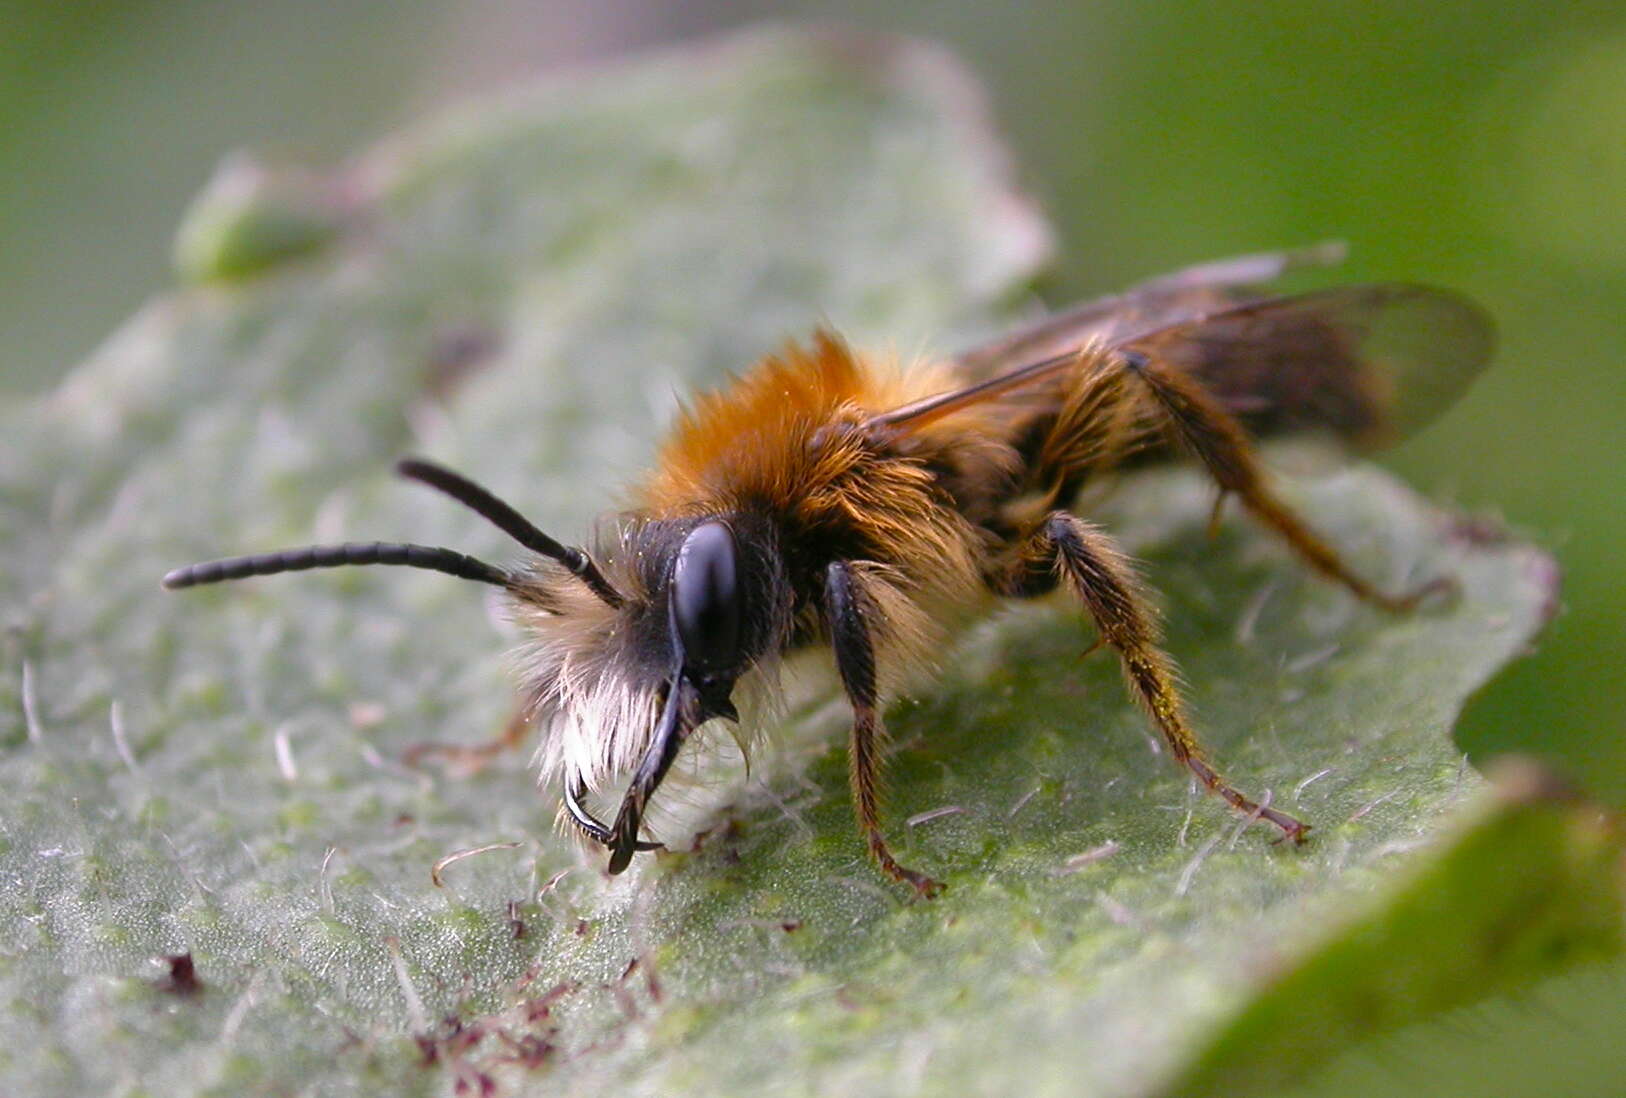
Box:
[1449, 512, 1513, 547]
[155, 952, 202, 996]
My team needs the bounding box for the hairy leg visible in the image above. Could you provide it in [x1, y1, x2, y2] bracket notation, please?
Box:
[1000, 512, 1308, 842]
[1120, 349, 1447, 612]
[824, 561, 944, 898]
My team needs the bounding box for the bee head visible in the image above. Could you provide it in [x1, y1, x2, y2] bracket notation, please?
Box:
[514, 511, 792, 874]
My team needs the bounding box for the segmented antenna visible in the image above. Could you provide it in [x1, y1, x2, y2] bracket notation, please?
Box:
[161, 542, 511, 590]
[395, 458, 623, 606]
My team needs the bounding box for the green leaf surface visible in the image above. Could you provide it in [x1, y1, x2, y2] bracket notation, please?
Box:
[0, 28, 1614, 1098]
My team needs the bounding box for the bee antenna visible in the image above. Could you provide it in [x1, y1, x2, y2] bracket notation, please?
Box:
[395, 458, 623, 606]
[162, 542, 512, 590]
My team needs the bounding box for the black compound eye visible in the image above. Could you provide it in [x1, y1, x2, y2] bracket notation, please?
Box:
[671, 521, 741, 675]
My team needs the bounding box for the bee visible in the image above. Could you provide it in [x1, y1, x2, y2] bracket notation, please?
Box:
[163, 245, 1493, 896]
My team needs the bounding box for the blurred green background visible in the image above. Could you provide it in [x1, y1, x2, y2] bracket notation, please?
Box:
[3, 1, 1621, 1094]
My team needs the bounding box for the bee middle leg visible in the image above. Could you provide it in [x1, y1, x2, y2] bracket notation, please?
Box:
[1000, 511, 1309, 842]
[823, 561, 945, 899]
[1120, 349, 1449, 612]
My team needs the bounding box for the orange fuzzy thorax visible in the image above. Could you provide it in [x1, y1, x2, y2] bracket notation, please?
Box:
[636, 329, 1016, 680]
[641, 331, 1009, 549]
[642, 333, 930, 503]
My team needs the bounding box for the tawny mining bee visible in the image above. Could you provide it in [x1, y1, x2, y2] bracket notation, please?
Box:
[163, 245, 1492, 896]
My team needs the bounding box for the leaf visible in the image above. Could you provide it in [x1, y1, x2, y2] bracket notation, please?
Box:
[0, 27, 1614, 1098]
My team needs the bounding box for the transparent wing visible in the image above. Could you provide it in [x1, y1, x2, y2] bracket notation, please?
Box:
[1121, 283, 1494, 450]
[892, 277, 1490, 452]
[953, 242, 1347, 380]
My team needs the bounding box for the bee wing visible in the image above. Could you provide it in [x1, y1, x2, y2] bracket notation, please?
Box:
[953, 242, 1348, 379]
[1118, 283, 1495, 450]
[883, 277, 1491, 452]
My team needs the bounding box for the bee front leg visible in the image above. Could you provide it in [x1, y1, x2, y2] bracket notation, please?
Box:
[1002, 512, 1310, 843]
[823, 561, 945, 899]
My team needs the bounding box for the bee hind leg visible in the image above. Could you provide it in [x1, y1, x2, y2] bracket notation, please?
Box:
[824, 561, 945, 899]
[1001, 511, 1309, 844]
[1120, 349, 1451, 612]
